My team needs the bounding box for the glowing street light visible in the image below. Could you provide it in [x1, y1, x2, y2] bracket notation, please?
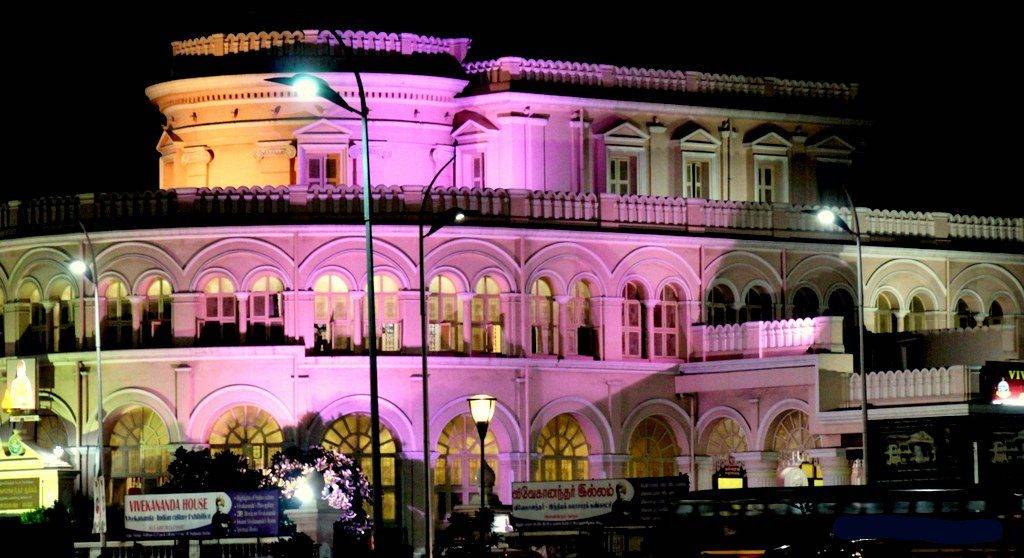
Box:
[467, 394, 496, 514]
[816, 208, 837, 227]
[68, 259, 90, 278]
[291, 75, 321, 101]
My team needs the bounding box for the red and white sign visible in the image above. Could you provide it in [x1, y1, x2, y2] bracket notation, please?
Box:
[992, 368, 1024, 406]
[125, 492, 229, 534]
[511, 479, 634, 522]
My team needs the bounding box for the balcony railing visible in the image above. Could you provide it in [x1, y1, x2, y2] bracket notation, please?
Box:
[689, 315, 844, 360]
[847, 365, 978, 406]
[2, 186, 1021, 244]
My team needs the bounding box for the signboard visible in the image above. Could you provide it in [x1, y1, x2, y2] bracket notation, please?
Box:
[0, 477, 39, 511]
[125, 490, 279, 539]
[511, 476, 688, 526]
[981, 361, 1024, 406]
[976, 414, 1024, 485]
[92, 476, 106, 534]
[713, 457, 747, 490]
[868, 417, 970, 486]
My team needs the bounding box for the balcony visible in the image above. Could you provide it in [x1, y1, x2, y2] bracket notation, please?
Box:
[2, 186, 1021, 245]
[846, 366, 978, 407]
[689, 315, 844, 361]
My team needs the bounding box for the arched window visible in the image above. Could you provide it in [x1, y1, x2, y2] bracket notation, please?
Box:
[627, 416, 680, 478]
[984, 300, 1004, 326]
[767, 410, 819, 454]
[144, 279, 173, 347]
[103, 280, 133, 348]
[249, 275, 285, 343]
[622, 282, 646, 358]
[905, 296, 928, 332]
[367, 274, 402, 352]
[208, 405, 284, 469]
[529, 278, 558, 355]
[875, 292, 899, 333]
[707, 284, 736, 326]
[435, 415, 498, 515]
[741, 286, 774, 323]
[428, 275, 462, 352]
[35, 413, 70, 452]
[653, 285, 682, 358]
[322, 414, 400, 523]
[471, 276, 503, 354]
[313, 274, 351, 352]
[955, 298, 978, 329]
[107, 406, 169, 504]
[792, 287, 820, 319]
[703, 418, 747, 457]
[48, 281, 76, 352]
[17, 283, 45, 354]
[565, 280, 597, 357]
[535, 414, 589, 481]
[200, 277, 238, 344]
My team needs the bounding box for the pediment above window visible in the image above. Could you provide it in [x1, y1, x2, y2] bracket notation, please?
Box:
[672, 121, 721, 152]
[743, 124, 792, 154]
[807, 132, 855, 157]
[452, 111, 498, 144]
[597, 119, 649, 147]
[294, 119, 353, 144]
[156, 129, 183, 156]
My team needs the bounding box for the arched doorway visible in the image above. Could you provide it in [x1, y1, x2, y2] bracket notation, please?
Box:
[435, 414, 498, 517]
[534, 414, 589, 481]
[322, 414, 401, 523]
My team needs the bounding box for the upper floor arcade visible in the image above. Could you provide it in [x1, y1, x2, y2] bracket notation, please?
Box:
[2, 219, 1021, 368]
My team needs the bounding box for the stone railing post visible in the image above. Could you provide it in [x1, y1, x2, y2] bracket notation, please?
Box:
[742, 321, 761, 358]
[508, 190, 529, 223]
[932, 212, 951, 239]
[598, 193, 620, 228]
[807, 448, 851, 486]
[812, 315, 845, 353]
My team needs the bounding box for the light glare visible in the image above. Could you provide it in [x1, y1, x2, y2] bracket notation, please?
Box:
[69, 259, 88, 276]
[453, 211, 466, 224]
[292, 76, 320, 101]
[295, 479, 316, 505]
[816, 209, 837, 226]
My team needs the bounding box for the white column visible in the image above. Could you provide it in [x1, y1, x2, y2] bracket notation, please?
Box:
[734, 451, 779, 488]
[235, 292, 250, 337]
[350, 291, 365, 350]
[807, 448, 851, 486]
[129, 295, 145, 346]
[458, 292, 473, 354]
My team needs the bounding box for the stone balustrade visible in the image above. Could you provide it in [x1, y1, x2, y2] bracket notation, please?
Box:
[171, 29, 471, 62]
[689, 316, 844, 360]
[847, 366, 978, 406]
[2, 186, 1021, 244]
[464, 57, 858, 101]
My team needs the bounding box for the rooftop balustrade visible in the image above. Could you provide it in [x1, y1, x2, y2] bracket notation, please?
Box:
[846, 365, 979, 407]
[2, 186, 1021, 244]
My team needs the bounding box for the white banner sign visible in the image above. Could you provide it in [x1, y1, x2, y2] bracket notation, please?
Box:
[92, 476, 107, 534]
[125, 492, 230, 534]
[511, 479, 635, 522]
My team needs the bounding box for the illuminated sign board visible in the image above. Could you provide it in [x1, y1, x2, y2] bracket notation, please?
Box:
[512, 476, 688, 525]
[125, 490, 279, 539]
[991, 368, 1024, 406]
[0, 478, 40, 512]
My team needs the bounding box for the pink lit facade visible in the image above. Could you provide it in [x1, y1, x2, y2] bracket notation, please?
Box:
[2, 29, 1023, 550]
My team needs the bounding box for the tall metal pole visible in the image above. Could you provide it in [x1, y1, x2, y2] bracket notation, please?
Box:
[846, 190, 869, 485]
[476, 422, 488, 512]
[419, 154, 457, 558]
[353, 69, 385, 534]
[80, 223, 104, 546]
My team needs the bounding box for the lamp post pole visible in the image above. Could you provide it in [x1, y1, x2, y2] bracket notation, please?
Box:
[264, 30, 385, 533]
[810, 189, 868, 485]
[72, 222, 104, 545]
[467, 395, 495, 517]
[418, 153, 458, 558]
[844, 190, 869, 486]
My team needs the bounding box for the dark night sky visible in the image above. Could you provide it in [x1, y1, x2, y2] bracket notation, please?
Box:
[9, 7, 1019, 217]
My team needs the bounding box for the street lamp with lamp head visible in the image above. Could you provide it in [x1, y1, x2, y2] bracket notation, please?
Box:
[467, 394, 496, 513]
[805, 203, 869, 484]
[265, 32, 387, 535]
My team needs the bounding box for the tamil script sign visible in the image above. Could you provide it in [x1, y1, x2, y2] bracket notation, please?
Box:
[511, 476, 688, 525]
[125, 490, 279, 539]
[0, 477, 39, 512]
